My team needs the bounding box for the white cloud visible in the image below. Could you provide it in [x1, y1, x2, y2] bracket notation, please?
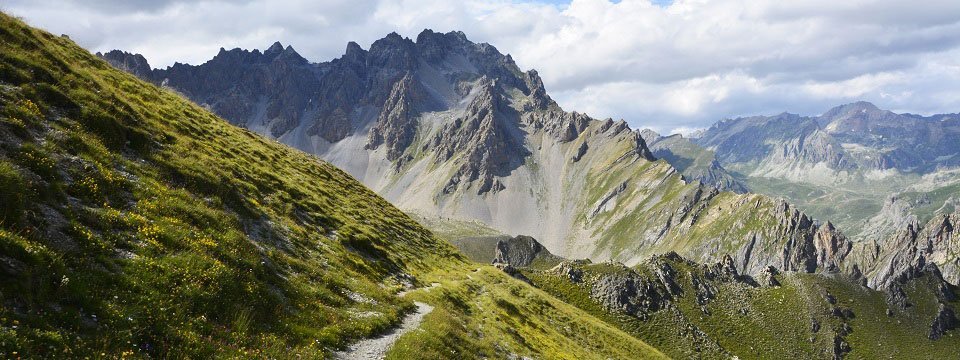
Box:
[5, 0, 960, 134]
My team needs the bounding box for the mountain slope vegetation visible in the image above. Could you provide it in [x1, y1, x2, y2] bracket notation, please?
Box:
[0, 13, 667, 359]
[487, 237, 960, 359]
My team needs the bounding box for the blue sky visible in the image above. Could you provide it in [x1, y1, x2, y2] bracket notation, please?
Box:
[6, 0, 960, 134]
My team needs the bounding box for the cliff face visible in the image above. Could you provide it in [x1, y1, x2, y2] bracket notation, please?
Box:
[431, 79, 528, 195]
[491, 235, 561, 268]
[366, 73, 433, 162]
[729, 199, 850, 275]
[851, 211, 960, 289]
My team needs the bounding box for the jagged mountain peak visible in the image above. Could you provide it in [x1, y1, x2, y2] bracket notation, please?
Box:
[416, 28, 470, 42]
[344, 40, 366, 56]
[822, 100, 881, 117]
[265, 40, 284, 54]
[97, 49, 152, 77]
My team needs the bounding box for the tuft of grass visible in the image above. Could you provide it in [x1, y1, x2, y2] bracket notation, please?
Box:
[0, 161, 26, 227]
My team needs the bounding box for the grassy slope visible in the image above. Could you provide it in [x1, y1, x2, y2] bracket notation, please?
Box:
[0, 13, 665, 359]
[0, 13, 462, 358]
[528, 260, 960, 359]
[389, 265, 667, 359]
[406, 212, 507, 263]
[730, 163, 960, 240]
[406, 212, 503, 243]
[576, 136, 793, 266]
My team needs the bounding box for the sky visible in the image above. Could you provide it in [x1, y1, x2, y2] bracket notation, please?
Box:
[5, 0, 960, 134]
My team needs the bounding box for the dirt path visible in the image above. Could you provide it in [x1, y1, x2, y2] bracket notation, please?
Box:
[332, 301, 435, 360]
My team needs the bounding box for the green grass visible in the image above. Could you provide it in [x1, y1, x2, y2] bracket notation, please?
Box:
[407, 212, 503, 242]
[0, 13, 461, 357]
[0, 160, 26, 226]
[388, 265, 668, 359]
[406, 212, 507, 263]
[448, 236, 506, 263]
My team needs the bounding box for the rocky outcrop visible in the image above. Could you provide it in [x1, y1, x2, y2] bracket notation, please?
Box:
[551, 259, 590, 283]
[523, 69, 555, 111]
[569, 253, 761, 320]
[757, 266, 781, 287]
[587, 262, 673, 319]
[732, 200, 851, 276]
[930, 303, 958, 340]
[854, 211, 960, 289]
[590, 181, 629, 218]
[433, 79, 528, 194]
[524, 110, 592, 143]
[493, 262, 531, 283]
[814, 221, 849, 271]
[571, 141, 589, 162]
[491, 235, 560, 268]
[366, 74, 434, 162]
[97, 50, 152, 79]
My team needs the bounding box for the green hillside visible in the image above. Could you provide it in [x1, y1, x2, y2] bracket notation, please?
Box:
[0, 13, 665, 359]
[527, 256, 960, 359]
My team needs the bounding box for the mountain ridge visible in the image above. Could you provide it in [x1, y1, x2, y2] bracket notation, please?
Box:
[98, 31, 863, 286]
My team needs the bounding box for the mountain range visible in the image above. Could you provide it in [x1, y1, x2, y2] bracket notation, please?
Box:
[100, 32, 856, 281]
[1, 11, 957, 357]
[691, 102, 959, 233]
[102, 29, 960, 290]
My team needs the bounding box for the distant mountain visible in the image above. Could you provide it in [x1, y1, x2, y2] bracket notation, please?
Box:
[689, 102, 960, 285]
[640, 129, 748, 193]
[697, 101, 960, 176]
[102, 31, 851, 278]
[692, 103, 960, 237]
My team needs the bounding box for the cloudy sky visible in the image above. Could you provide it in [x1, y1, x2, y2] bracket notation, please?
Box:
[5, 0, 960, 134]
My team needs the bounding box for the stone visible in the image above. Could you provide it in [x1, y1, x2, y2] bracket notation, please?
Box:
[929, 304, 957, 340]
